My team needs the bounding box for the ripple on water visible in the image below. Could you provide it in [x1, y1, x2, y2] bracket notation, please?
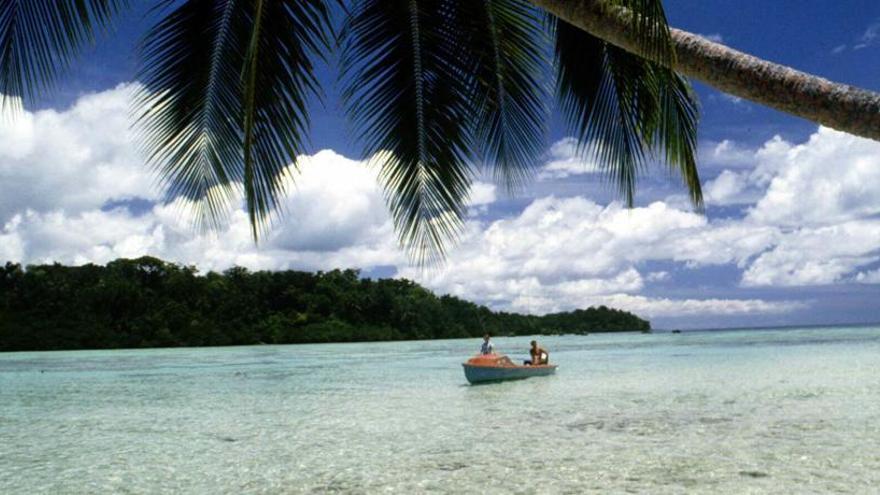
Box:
[1, 326, 880, 493]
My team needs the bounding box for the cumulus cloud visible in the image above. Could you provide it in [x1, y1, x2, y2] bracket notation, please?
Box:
[1, 150, 404, 273]
[269, 151, 391, 252]
[855, 269, 880, 284]
[0, 84, 158, 223]
[536, 137, 600, 180]
[704, 169, 749, 204]
[2, 86, 879, 327]
[466, 181, 497, 215]
[746, 128, 880, 227]
[704, 129, 880, 284]
[400, 127, 880, 313]
[742, 221, 880, 287]
[699, 139, 757, 169]
[467, 182, 497, 207]
[399, 198, 796, 316]
[704, 128, 880, 220]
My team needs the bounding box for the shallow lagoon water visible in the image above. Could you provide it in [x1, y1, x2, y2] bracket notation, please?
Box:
[2, 326, 879, 493]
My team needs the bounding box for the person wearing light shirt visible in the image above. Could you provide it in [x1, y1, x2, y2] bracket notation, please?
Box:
[480, 334, 494, 355]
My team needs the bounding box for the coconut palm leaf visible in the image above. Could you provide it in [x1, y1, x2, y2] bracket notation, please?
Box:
[553, 16, 702, 208]
[618, 0, 675, 64]
[135, 0, 248, 230]
[459, 0, 549, 189]
[135, 0, 332, 235]
[239, 0, 333, 238]
[654, 68, 702, 207]
[340, 0, 475, 264]
[4, 0, 703, 261]
[0, 0, 125, 106]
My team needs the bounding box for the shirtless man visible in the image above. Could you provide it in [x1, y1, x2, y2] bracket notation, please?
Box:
[525, 340, 549, 365]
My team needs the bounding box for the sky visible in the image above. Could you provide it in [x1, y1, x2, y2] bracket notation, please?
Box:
[1, 1, 879, 329]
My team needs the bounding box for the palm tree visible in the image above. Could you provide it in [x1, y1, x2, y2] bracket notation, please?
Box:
[1, 0, 877, 264]
[534, 0, 880, 142]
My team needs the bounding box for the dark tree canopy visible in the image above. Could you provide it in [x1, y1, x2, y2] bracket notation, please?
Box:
[0, 257, 649, 352]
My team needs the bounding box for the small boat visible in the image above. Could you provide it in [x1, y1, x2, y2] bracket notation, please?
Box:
[462, 354, 557, 384]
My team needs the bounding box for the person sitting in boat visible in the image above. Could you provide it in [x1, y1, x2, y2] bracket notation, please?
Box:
[524, 340, 549, 365]
[480, 334, 495, 355]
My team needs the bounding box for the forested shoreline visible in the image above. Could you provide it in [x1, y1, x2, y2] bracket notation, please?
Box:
[0, 257, 650, 351]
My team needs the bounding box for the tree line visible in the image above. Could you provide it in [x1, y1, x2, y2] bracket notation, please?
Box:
[0, 257, 650, 351]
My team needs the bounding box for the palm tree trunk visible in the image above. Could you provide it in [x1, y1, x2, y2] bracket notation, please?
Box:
[531, 0, 880, 141]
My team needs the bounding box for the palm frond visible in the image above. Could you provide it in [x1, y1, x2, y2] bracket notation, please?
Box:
[459, 0, 549, 190]
[241, 0, 265, 239]
[617, 0, 674, 64]
[553, 17, 701, 207]
[135, 0, 249, 231]
[340, 0, 475, 264]
[135, 0, 332, 234]
[239, 0, 331, 238]
[0, 0, 125, 106]
[654, 69, 702, 208]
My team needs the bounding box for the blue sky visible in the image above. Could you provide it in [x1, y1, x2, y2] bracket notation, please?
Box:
[2, 1, 879, 329]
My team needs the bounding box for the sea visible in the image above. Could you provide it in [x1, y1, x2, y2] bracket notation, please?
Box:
[1, 325, 879, 494]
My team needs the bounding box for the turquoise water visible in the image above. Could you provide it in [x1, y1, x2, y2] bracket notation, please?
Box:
[2, 326, 879, 493]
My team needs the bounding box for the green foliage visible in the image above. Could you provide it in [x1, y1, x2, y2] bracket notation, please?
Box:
[340, 0, 478, 263]
[0, 257, 649, 351]
[552, 17, 702, 208]
[448, 0, 550, 189]
[135, 0, 334, 236]
[0, 0, 126, 106]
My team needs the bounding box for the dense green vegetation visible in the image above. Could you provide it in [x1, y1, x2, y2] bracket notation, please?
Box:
[0, 257, 649, 351]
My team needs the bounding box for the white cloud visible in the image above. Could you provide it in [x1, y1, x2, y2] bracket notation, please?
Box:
[588, 294, 804, 318]
[742, 221, 880, 287]
[466, 181, 497, 215]
[269, 151, 390, 252]
[1, 148, 404, 273]
[704, 169, 749, 204]
[700, 139, 756, 169]
[704, 128, 880, 218]
[399, 198, 793, 316]
[467, 181, 496, 207]
[702, 128, 880, 285]
[537, 137, 599, 180]
[402, 127, 880, 309]
[854, 20, 880, 49]
[0, 84, 158, 223]
[855, 269, 880, 284]
[2, 86, 878, 327]
[700, 33, 725, 43]
[831, 44, 848, 54]
[746, 128, 880, 227]
[646, 271, 669, 282]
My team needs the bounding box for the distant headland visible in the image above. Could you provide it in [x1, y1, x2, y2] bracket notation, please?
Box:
[0, 257, 650, 352]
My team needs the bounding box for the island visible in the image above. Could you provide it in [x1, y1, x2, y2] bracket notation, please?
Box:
[0, 257, 650, 351]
